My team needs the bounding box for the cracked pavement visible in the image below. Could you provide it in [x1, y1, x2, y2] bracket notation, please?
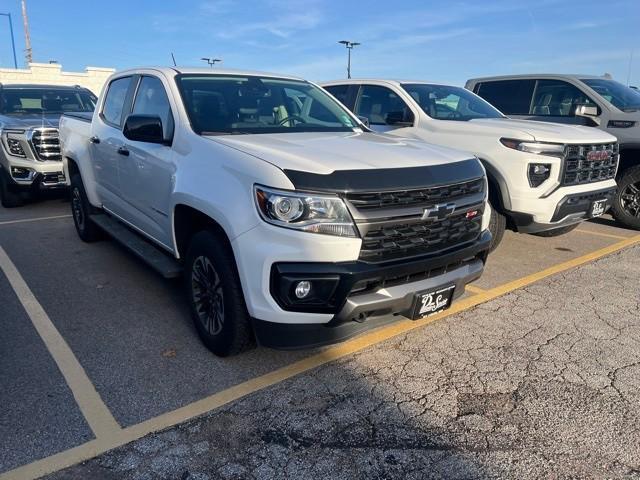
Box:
[47, 245, 640, 480]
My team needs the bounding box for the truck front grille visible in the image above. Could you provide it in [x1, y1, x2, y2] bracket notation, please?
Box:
[562, 143, 618, 186]
[346, 178, 484, 210]
[346, 177, 486, 264]
[358, 211, 483, 262]
[30, 128, 61, 161]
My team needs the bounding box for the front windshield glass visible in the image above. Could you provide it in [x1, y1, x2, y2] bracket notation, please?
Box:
[401, 83, 504, 121]
[581, 78, 640, 112]
[0, 88, 96, 114]
[175, 74, 358, 134]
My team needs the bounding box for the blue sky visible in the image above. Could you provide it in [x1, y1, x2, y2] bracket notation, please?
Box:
[0, 0, 639, 86]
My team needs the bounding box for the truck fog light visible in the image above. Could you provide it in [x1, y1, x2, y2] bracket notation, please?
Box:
[10, 166, 32, 179]
[528, 163, 551, 188]
[294, 281, 312, 299]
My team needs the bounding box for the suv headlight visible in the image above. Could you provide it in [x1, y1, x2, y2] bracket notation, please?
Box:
[500, 138, 565, 158]
[1, 130, 28, 158]
[255, 186, 358, 238]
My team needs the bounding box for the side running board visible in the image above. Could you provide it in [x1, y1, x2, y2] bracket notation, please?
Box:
[90, 214, 182, 278]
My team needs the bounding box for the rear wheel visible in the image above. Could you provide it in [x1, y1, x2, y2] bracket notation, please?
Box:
[0, 168, 25, 208]
[70, 174, 103, 242]
[185, 230, 254, 357]
[531, 223, 579, 237]
[612, 165, 640, 230]
[487, 201, 506, 252]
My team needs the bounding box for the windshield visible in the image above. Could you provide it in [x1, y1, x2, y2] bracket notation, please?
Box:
[0, 88, 96, 114]
[581, 78, 640, 112]
[401, 83, 504, 121]
[176, 74, 358, 135]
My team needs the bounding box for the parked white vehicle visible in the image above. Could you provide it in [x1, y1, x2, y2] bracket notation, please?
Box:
[466, 74, 640, 230]
[322, 80, 619, 250]
[59, 67, 492, 356]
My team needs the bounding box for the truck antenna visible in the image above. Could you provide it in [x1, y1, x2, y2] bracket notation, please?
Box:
[171, 52, 177, 67]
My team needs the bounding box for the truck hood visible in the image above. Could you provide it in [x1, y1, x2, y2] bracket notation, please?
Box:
[205, 131, 473, 174]
[468, 117, 617, 144]
[0, 113, 62, 130]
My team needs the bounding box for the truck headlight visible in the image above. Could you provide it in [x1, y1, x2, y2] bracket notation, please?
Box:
[500, 138, 565, 158]
[255, 186, 358, 238]
[2, 131, 27, 158]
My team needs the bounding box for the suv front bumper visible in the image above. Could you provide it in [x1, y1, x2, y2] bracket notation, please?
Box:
[252, 230, 491, 349]
[508, 186, 616, 233]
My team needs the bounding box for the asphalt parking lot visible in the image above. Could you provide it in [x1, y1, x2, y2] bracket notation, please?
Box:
[1, 196, 639, 480]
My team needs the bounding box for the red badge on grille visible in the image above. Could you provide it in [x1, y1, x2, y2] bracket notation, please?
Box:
[466, 210, 479, 219]
[586, 150, 611, 162]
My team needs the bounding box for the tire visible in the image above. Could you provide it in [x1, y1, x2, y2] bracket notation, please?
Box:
[531, 223, 579, 237]
[0, 168, 25, 208]
[612, 165, 640, 230]
[185, 230, 254, 357]
[70, 173, 103, 242]
[487, 201, 506, 252]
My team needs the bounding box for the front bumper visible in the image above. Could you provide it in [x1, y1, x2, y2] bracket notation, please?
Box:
[2, 161, 67, 190]
[253, 230, 491, 349]
[508, 186, 616, 233]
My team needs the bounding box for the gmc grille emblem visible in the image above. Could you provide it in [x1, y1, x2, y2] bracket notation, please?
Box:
[422, 203, 456, 221]
[586, 150, 611, 162]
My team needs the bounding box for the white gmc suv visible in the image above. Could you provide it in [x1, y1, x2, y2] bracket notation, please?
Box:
[322, 80, 619, 250]
[59, 67, 492, 356]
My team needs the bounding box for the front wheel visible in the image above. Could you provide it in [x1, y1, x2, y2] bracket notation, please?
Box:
[531, 223, 579, 237]
[185, 230, 254, 357]
[487, 201, 506, 252]
[70, 174, 103, 242]
[612, 165, 640, 230]
[0, 168, 25, 208]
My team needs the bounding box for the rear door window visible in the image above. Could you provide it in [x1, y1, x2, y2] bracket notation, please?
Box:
[324, 85, 351, 107]
[475, 80, 536, 115]
[101, 76, 133, 127]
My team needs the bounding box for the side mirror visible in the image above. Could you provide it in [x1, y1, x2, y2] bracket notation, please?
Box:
[357, 115, 370, 128]
[575, 105, 599, 117]
[123, 114, 169, 144]
[385, 111, 413, 127]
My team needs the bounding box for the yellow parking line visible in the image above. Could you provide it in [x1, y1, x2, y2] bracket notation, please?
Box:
[465, 284, 486, 294]
[574, 229, 630, 240]
[0, 246, 121, 441]
[2, 234, 640, 480]
[0, 214, 72, 226]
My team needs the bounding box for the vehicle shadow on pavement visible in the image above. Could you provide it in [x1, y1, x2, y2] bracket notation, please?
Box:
[45, 246, 640, 480]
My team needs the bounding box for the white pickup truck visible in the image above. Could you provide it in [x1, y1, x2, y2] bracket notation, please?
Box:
[322, 80, 619, 250]
[59, 67, 492, 356]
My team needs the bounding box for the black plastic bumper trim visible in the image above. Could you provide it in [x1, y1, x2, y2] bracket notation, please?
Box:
[550, 186, 616, 222]
[269, 230, 491, 316]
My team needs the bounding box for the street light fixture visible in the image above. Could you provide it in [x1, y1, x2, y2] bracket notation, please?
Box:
[201, 57, 222, 68]
[0, 13, 18, 69]
[338, 40, 360, 79]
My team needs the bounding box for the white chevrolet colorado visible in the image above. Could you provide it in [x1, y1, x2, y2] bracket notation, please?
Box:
[59, 67, 491, 356]
[322, 80, 619, 250]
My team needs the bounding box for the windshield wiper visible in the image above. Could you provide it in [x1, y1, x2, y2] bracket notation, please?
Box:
[201, 131, 251, 136]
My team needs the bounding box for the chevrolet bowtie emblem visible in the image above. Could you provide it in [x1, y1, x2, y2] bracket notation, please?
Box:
[422, 203, 456, 221]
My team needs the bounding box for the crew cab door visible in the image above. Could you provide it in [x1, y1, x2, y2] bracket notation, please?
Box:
[117, 75, 175, 248]
[90, 75, 135, 210]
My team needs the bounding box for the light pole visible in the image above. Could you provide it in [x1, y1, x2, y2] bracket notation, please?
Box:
[201, 57, 222, 68]
[0, 13, 18, 69]
[338, 40, 360, 79]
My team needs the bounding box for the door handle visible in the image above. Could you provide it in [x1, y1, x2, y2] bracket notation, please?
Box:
[89, 136, 100, 144]
[117, 146, 130, 156]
